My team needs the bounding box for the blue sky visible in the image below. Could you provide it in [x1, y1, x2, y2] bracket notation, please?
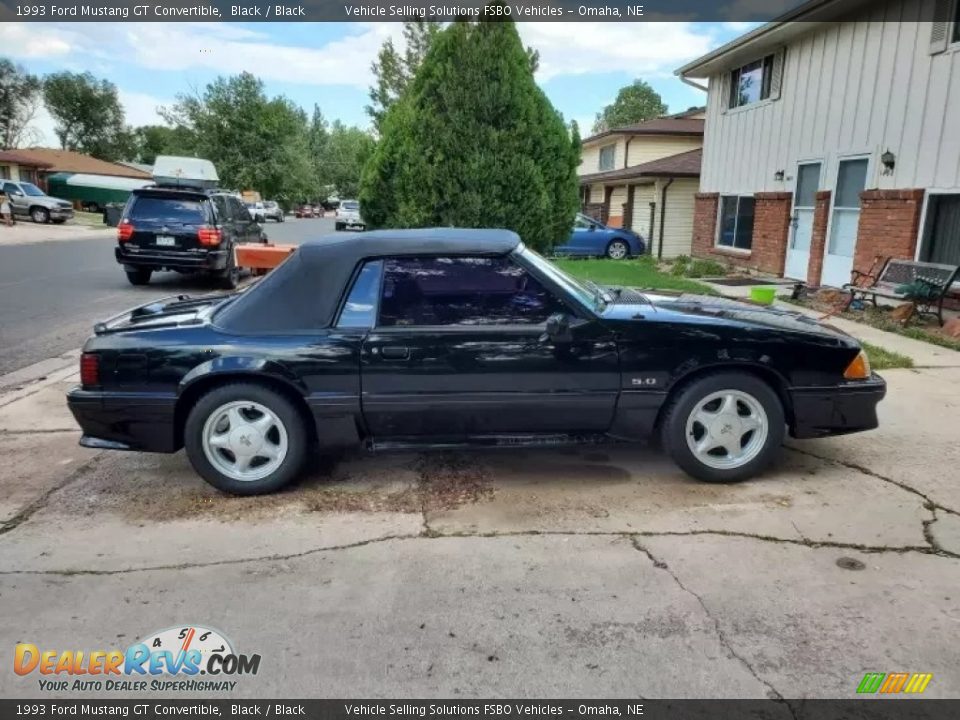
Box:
[0, 22, 754, 145]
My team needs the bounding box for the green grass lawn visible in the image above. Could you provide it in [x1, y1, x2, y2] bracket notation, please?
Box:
[860, 341, 914, 370]
[553, 258, 716, 295]
[71, 211, 106, 228]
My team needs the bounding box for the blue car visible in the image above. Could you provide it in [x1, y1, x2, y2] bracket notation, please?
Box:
[553, 213, 646, 260]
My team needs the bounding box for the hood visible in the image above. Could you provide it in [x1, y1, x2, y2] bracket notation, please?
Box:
[600, 290, 854, 342]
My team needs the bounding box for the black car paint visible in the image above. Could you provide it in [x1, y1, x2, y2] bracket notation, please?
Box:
[115, 188, 263, 275]
[70, 240, 885, 457]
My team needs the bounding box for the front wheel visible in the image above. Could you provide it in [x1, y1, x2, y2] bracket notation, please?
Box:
[335, 222, 344, 231]
[660, 372, 785, 483]
[184, 383, 308, 495]
[606, 239, 629, 260]
[31, 207, 50, 224]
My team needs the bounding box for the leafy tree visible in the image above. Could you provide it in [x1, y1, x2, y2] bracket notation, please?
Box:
[42, 71, 129, 160]
[129, 125, 195, 165]
[570, 120, 582, 156]
[592, 79, 667, 133]
[164, 73, 315, 205]
[0, 58, 42, 148]
[366, 20, 442, 133]
[360, 9, 579, 252]
[318, 121, 375, 199]
[367, 19, 540, 134]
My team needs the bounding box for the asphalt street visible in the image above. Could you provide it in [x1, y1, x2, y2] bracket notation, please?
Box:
[0, 216, 334, 376]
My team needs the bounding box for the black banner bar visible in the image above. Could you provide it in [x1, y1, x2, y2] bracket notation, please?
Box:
[2, 700, 960, 720]
[0, 0, 952, 24]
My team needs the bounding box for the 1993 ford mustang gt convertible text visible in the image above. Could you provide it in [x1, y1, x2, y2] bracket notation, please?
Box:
[67, 229, 885, 495]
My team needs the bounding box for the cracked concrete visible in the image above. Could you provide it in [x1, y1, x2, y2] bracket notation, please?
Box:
[1, 367, 959, 698]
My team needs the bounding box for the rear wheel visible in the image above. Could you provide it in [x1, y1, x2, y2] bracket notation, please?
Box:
[31, 207, 49, 224]
[660, 372, 784, 483]
[184, 383, 307, 495]
[216, 252, 239, 289]
[125, 268, 152, 286]
[606, 239, 629, 260]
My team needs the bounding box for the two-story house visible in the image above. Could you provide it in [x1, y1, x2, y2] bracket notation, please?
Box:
[677, 0, 960, 288]
[578, 110, 704, 258]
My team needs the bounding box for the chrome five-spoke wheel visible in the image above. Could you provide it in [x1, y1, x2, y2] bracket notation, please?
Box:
[201, 400, 289, 482]
[685, 390, 768, 470]
[606, 240, 629, 260]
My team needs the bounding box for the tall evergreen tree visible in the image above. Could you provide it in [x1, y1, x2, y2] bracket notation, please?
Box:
[361, 11, 579, 252]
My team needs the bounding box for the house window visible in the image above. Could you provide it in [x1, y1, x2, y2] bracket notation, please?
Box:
[729, 54, 776, 108]
[954, 0, 960, 43]
[717, 196, 755, 250]
[598, 144, 616, 172]
[0, 165, 10, 180]
[19, 168, 37, 184]
[921, 194, 960, 266]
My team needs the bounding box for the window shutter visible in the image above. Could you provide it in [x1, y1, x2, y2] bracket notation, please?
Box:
[769, 48, 786, 100]
[929, 0, 953, 55]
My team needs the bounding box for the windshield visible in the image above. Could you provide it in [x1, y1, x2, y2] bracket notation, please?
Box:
[518, 246, 604, 313]
[130, 196, 206, 224]
[341, 201, 359, 210]
[20, 182, 46, 197]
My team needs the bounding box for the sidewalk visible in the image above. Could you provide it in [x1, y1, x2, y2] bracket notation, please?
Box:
[0, 221, 114, 246]
[700, 279, 960, 367]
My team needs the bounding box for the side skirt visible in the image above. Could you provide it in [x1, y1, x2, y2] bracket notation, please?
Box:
[368, 433, 617, 453]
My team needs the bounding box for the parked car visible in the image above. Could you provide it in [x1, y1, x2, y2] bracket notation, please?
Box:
[553, 213, 646, 260]
[294, 204, 315, 219]
[114, 187, 266, 288]
[263, 201, 284, 222]
[245, 201, 267, 223]
[1, 180, 74, 224]
[69, 228, 885, 496]
[335, 199, 364, 231]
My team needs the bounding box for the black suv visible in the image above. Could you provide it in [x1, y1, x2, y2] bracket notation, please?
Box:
[115, 187, 266, 288]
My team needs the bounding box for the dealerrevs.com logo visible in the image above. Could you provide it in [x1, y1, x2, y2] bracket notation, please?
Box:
[15, 625, 261, 693]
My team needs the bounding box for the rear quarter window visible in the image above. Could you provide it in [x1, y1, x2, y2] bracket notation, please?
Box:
[130, 196, 208, 224]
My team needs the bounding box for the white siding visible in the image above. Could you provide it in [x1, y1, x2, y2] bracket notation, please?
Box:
[631, 183, 658, 238]
[608, 186, 628, 218]
[627, 136, 703, 165]
[579, 137, 626, 175]
[700, 0, 960, 195]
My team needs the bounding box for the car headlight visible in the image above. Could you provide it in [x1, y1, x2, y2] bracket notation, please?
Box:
[843, 349, 872, 380]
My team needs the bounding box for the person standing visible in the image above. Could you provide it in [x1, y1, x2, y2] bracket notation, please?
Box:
[0, 187, 14, 227]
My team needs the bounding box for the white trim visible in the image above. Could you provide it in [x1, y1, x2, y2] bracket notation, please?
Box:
[820, 153, 872, 286]
[915, 188, 960, 261]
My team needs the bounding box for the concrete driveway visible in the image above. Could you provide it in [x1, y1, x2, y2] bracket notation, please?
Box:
[1, 362, 958, 700]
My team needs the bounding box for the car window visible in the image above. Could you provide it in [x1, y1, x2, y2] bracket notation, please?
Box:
[211, 195, 231, 222]
[3, 182, 19, 195]
[19, 182, 45, 197]
[341, 201, 359, 210]
[337, 261, 383, 329]
[231, 198, 251, 221]
[377, 256, 565, 328]
[573, 214, 594, 229]
[129, 196, 206, 224]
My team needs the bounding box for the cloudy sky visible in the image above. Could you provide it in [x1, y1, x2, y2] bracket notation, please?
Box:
[0, 21, 754, 145]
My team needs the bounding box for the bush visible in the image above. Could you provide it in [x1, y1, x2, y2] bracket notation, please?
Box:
[670, 256, 725, 278]
[360, 10, 579, 252]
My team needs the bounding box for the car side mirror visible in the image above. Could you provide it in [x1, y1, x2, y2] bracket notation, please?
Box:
[588, 224, 597, 231]
[541, 313, 574, 344]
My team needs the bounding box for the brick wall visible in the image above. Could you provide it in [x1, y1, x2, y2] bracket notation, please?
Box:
[806, 191, 832, 286]
[748, 192, 792, 276]
[854, 189, 925, 275]
[692, 193, 719, 259]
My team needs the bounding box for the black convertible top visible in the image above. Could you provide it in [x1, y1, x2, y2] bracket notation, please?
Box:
[216, 228, 522, 332]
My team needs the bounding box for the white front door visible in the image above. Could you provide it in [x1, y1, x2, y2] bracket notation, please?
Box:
[822, 158, 869, 288]
[784, 162, 821, 280]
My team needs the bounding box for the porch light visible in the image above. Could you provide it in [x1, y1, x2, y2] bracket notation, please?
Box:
[881, 150, 896, 175]
[773, 169, 785, 182]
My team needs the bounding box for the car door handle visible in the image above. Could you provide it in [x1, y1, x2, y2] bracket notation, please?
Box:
[380, 346, 411, 360]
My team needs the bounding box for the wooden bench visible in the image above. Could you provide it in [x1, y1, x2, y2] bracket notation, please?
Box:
[844, 258, 960, 326]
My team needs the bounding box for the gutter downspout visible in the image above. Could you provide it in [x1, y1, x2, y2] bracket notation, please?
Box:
[680, 75, 709, 93]
[657, 178, 675, 260]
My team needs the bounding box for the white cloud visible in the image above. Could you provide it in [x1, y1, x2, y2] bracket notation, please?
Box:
[0, 23, 77, 58]
[519, 22, 718, 81]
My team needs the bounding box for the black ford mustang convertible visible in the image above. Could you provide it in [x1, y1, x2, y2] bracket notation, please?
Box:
[68, 229, 885, 495]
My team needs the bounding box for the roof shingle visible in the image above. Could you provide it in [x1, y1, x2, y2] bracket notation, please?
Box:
[578, 148, 702, 184]
[583, 117, 704, 145]
[10, 148, 151, 178]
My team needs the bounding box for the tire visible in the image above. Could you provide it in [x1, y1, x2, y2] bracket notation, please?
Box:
[660, 372, 785, 483]
[216, 251, 239, 290]
[335, 222, 344, 231]
[606, 239, 630, 260]
[184, 383, 308, 495]
[125, 268, 152, 286]
[31, 207, 50, 224]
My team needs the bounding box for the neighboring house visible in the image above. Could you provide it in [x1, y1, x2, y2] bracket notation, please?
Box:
[10, 148, 152, 211]
[0, 150, 53, 185]
[578, 112, 705, 258]
[677, 0, 960, 288]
